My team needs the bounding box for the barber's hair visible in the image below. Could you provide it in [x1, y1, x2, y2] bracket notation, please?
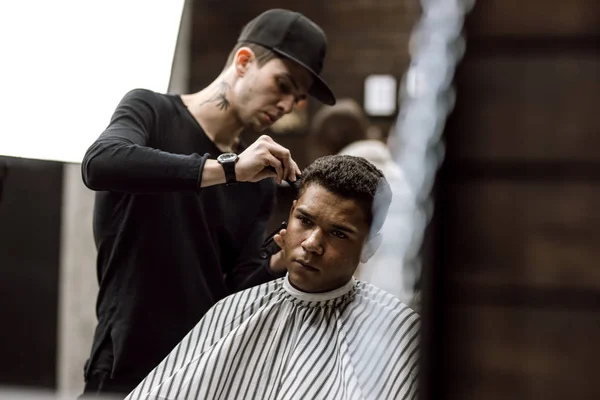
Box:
[299, 155, 392, 237]
[224, 42, 280, 70]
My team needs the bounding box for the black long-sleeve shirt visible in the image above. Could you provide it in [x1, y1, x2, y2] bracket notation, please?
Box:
[81, 89, 280, 385]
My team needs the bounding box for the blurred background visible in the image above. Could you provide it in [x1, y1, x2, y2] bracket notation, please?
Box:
[1, 0, 599, 399]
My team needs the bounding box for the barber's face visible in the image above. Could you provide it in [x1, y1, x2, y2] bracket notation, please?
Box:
[232, 53, 312, 132]
[284, 183, 371, 293]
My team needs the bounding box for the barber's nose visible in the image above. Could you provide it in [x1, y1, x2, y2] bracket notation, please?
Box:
[301, 229, 324, 256]
[277, 95, 295, 115]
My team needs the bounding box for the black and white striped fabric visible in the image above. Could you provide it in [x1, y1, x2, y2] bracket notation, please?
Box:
[126, 275, 420, 400]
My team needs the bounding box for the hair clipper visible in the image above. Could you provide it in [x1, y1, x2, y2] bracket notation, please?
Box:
[260, 221, 288, 260]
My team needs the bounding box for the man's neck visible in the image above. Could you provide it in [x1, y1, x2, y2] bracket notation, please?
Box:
[182, 74, 244, 152]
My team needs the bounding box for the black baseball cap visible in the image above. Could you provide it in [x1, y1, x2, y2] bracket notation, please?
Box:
[238, 9, 336, 106]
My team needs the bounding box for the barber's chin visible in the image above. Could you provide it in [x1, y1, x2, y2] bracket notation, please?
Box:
[248, 119, 268, 133]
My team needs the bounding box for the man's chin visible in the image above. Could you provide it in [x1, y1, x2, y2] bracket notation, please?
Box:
[288, 270, 312, 289]
[288, 269, 328, 294]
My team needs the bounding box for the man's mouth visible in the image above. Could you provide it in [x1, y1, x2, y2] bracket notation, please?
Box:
[294, 259, 318, 272]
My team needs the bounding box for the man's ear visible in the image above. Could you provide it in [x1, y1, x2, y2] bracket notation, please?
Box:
[288, 200, 297, 218]
[234, 47, 254, 76]
[360, 232, 382, 264]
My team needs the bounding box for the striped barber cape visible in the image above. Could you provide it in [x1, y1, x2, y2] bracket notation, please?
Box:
[126, 275, 420, 400]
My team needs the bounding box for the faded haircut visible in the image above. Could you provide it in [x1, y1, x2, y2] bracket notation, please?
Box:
[224, 42, 280, 70]
[298, 155, 392, 238]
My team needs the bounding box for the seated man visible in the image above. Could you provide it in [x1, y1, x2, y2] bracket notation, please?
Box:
[126, 155, 420, 400]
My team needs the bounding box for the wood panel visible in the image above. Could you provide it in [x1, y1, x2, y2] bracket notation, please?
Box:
[190, 0, 419, 137]
[431, 0, 600, 398]
[444, 181, 600, 292]
[447, 54, 600, 162]
[466, 0, 600, 38]
[441, 306, 600, 399]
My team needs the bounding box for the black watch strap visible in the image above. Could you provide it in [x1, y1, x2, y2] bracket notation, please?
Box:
[222, 161, 237, 185]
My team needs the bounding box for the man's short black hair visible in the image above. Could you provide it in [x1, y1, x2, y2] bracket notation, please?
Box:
[299, 155, 392, 237]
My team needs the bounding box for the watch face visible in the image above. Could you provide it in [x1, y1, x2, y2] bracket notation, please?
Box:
[218, 153, 238, 163]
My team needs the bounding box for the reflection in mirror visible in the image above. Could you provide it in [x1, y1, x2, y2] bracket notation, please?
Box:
[390, 1, 474, 398]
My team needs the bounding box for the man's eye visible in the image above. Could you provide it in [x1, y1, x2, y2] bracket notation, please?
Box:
[332, 231, 348, 239]
[298, 216, 311, 225]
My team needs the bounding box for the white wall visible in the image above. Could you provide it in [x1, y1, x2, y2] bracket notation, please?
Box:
[0, 0, 184, 163]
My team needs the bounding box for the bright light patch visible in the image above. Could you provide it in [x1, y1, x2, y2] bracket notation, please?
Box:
[0, 0, 185, 163]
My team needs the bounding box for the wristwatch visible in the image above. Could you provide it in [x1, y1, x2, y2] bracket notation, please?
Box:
[217, 152, 239, 186]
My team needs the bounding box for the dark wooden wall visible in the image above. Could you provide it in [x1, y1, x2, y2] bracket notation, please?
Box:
[0, 157, 63, 389]
[189, 0, 420, 169]
[431, 0, 600, 398]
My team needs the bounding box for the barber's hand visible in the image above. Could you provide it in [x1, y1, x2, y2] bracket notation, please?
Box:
[236, 135, 301, 184]
[269, 228, 288, 274]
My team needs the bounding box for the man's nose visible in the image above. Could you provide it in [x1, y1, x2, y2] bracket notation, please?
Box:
[301, 228, 324, 256]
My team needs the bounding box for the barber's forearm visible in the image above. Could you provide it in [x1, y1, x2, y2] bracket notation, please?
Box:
[82, 140, 206, 193]
[199, 160, 227, 188]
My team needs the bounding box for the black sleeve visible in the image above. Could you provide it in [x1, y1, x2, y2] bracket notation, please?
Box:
[81, 89, 207, 193]
[226, 186, 286, 292]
